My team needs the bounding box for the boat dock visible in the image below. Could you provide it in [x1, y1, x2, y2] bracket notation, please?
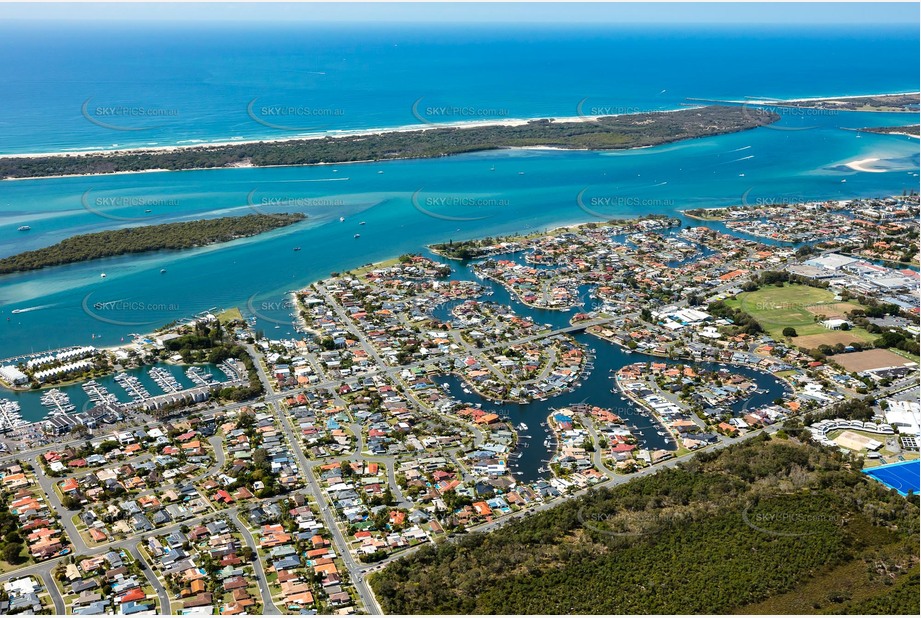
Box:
[149, 367, 182, 393]
[0, 399, 27, 432]
[39, 389, 76, 415]
[114, 372, 151, 402]
[82, 380, 119, 405]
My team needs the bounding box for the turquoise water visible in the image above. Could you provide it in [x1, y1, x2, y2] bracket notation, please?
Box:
[0, 23, 918, 442]
[1, 110, 917, 356]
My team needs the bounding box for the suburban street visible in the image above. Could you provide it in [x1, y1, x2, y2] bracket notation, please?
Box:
[1, 276, 911, 614]
[231, 511, 281, 615]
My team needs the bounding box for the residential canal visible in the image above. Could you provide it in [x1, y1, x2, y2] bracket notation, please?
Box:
[429, 248, 789, 482]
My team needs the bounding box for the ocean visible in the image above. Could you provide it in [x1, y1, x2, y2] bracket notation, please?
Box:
[0, 22, 918, 359]
[0, 23, 918, 154]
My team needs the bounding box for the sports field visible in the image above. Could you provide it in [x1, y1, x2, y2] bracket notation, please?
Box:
[727, 283, 871, 345]
[863, 460, 920, 496]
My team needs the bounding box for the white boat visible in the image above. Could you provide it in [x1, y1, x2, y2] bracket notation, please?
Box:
[359, 221, 366, 225]
[17, 225, 30, 231]
[339, 216, 345, 222]
[100, 273, 107, 278]
[354, 234, 360, 239]
[160, 268, 167, 273]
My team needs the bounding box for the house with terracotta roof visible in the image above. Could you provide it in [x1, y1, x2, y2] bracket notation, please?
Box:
[89, 529, 108, 543]
[117, 587, 146, 604]
[472, 502, 492, 517]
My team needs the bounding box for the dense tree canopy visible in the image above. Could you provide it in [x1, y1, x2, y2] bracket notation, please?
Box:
[0, 213, 304, 274]
[371, 436, 919, 614]
[0, 106, 778, 179]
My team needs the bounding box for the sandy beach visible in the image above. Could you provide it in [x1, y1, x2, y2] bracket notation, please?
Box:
[0, 108, 694, 161]
[722, 91, 919, 105]
[845, 158, 887, 173]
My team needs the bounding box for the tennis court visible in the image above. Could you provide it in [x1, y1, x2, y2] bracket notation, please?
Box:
[863, 460, 920, 496]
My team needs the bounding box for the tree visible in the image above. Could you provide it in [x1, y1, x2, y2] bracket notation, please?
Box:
[62, 495, 82, 510]
[2, 542, 25, 565]
[782, 327, 798, 337]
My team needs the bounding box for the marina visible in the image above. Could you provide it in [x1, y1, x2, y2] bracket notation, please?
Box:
[0, 13, 916, 615]
[149, 366, 183, 394]
[0, 398, 26, 432]
[115, 372, 152, 402]
[186, 365, 218, 386]
[39, 388, 76, 415]
[81, 379, 119, 405]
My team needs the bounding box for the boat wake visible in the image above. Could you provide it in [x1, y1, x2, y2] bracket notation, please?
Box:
[274, 178, 351, 183]
[716, 154, 755, 165]
[10, 303, 56, 314]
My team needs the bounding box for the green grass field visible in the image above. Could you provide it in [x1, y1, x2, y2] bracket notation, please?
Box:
[726, 284, 873, 345]
[889, 347, 921, 364]
[215, 306, 244, 324]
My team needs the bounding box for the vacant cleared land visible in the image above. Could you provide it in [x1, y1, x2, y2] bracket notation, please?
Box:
[830, 348, 917, 372]
[792, 330, 876, 349]
[832, 430, 883, 451]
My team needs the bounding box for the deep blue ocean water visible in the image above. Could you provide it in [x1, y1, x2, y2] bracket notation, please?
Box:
[1, 23, 918, 153]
